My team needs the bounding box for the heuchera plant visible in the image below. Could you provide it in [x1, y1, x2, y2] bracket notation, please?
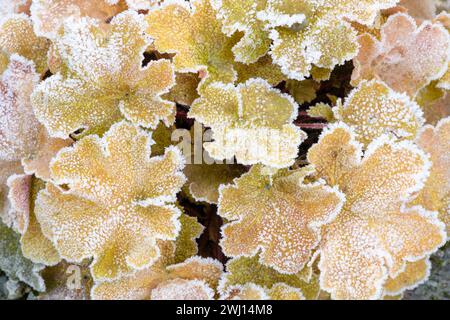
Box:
[0, 0, 449, 300]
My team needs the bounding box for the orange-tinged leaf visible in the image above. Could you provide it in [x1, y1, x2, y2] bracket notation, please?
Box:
[307, 124, 446, 299]
[150, 278, 215, 300]
[30, 0, 127, 39]
[35, 121, 186, 280]
[383, 258, 431, 295]
[352, 13, 450, 97]
[218, 165, 344, 274]
[7, 175, 60, 265]
[335, 80, 424, 146]
[92, 255, 223, 300]
[410, 117, 450, 236]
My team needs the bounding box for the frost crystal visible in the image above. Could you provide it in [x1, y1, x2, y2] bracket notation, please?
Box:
[189, 78, 306, 168]
[218, 165, 344, 274]
[35, 121, 186, 280]
[32, 10, 176, 138]
[307, 124, 446, 299]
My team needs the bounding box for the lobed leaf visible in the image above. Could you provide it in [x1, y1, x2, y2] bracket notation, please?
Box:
[0, 14, 49, 74]
[32, 10, 175, 138]
[335, 80, 424, 146]
[218, 165, 344, 274]
[189, 78, 306, 168]
[307, 123, 446, 299]
[35, 121, 186, 280]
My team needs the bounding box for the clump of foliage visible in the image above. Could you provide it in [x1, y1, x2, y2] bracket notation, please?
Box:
[0, 0, 449, 300]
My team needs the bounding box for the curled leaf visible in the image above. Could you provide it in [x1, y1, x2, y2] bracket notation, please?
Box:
[7, 175, 60, 265]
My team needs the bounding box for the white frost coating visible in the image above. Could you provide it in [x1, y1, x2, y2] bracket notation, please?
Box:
[151, 278, 215, 300]
[0, 54, 40, 161]
[190, 78, 306, 168]
[35, 120, 186, 281]
[0, 0, 29, 19]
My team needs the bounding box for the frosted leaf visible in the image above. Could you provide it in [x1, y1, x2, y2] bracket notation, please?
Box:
[267, 0, 399, 80]
[211, 0, 272, 64]
[0, 221, 45, 292]
[92, 254, 223, 300]
[221, 282, 304, 300]
[37, 260, 93, 300]
[31, 11, 176, 138]
[435, 12, 450, 90]
[218, 255, 320, 300]
[124, 0, 160, 11]
[30, 0, 127, 39]
[409, 117, 450, 236]
[307, 103, 335, 122]
[268, 283, 305, 300]
[151, 279, 215, 300]
[22, 128, 73, 181]
[269, 16, 358, 81]
[307, 124, 446, 300]
[146, 0, 238, 89]
[184, 164, 246, 204]
[0, 54, 40, 161]
[163, 72, 200, 106]
[335, 80, 424, 146]
[218, 164, 344, 274]
[0, 14, 49, 74]
[0, 0, 31, 18]
[352, 13, 450, 97]
[34, 121, 186, 280]
[221, 283, 269, 300]
[383, 258, 430, 295]
[189, 78, 306, 168]
[7, 175, 60, 265]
